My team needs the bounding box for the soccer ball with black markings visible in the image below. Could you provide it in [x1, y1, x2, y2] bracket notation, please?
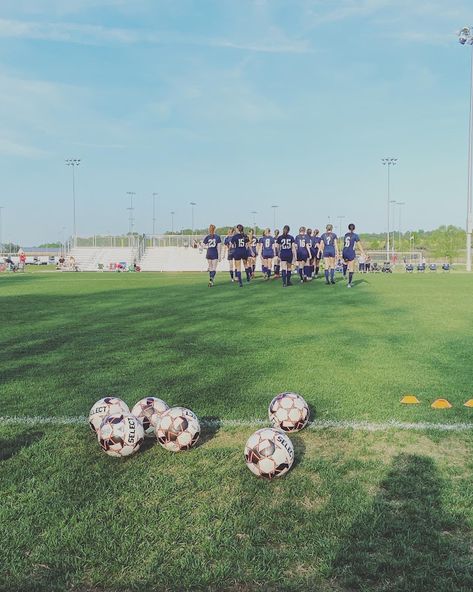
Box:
[97, 413, 145, 457]
[131, 397, 169, 437]
[156, 407, 200, 452]
[244, 428, 294, 479]
[88, 397, 129, 433]
[268, 392, 310, 433]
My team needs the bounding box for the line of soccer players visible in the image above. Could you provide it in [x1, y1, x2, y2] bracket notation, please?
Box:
[202, 223, 365, 288]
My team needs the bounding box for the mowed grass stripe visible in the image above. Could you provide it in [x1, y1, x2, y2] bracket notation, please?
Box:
[2, 415, 473, 432]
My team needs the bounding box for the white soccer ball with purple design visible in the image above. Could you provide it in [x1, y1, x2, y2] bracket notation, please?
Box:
[156, 407, 200, 452]
[268, 392, 310, 433]
[244, 428, 294, 479]
[88, 397, 129, 433]
[97, 413, 145, 457]
[131, 397, 169, 437]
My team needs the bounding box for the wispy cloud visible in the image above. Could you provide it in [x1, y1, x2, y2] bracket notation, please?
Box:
[0, 136, 48, 157]
[0, 18, 312, 53]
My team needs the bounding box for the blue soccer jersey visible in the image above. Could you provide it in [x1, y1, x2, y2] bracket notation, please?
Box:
[295, 234, 310, 260]
[224, 235, 235, 259]
[342, 232, 360, 261]
[311, 235, 322, 257]
[203, 234, 221, 260]
[250, 235, 258, 256]
[232, 233, 249, 259]
[320, 232, 337, 257]
[276, 234, 295, 261]
[259, 236, 275, 258]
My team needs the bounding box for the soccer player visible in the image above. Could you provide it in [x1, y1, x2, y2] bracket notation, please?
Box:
[295, 226, 312, 283]
[342, 223, 365, 287]
[318, 224, 339, 285]
[246, 230, 256, 281]
[259, 228, 276, 280]
[311, 229, 322, 278]
[224, 228, 236, 282]
[231, 224, 250, 287]
[202, 224, 222, 287]
[273, 229, 281, 278]
[249, 232, 258, 276]
[276, 225, 297, 287]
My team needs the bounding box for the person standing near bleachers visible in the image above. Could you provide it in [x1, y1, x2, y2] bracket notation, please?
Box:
[202, 224, 222, 287]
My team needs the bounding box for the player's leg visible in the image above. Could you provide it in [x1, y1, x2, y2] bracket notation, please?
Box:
[330, 258, 336, 284]
[324, 257, 330, 284]
[208, 259, 217, 286]
[347, 259, 355, 287]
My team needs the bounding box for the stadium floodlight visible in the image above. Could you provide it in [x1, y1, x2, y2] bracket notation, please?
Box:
[337, 215, 345, 238]
[126, 192, 136, 235]
[271, 205, 279, 229]
[152, 193, 158, 236]
[65, 159, 81, 247]
[190, 202, 197, 236]
[0, 206, 3, 253]
[381, 158, 398, 261]
[396, 201, 406, 252]
[457, 26, 473, 271]
[251, 210, 258, 234]
[170, 211, 175, 234]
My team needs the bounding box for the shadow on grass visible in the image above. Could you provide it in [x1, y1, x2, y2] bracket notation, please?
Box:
[0, 430, 44, 462]
[332, 453, 473, 591]
[199, 416, 221, 446]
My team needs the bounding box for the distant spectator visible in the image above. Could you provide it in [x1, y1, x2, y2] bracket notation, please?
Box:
[19, 251, 26, 271]
[358, 253, 366, 273]
[365, 254, 371, 272]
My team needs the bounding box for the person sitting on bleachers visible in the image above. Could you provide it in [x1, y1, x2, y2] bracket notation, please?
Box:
[417, 262, 426, 272]
[405, 263, 414, 272]
[429, 263, 437, 272]
[442, 262, 451, 272]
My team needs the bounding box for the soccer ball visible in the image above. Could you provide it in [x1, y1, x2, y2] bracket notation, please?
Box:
[244, 428, 294, 479]
[156, 407, 200, 452]
[131, 397, 169, 437]
[88, 397, 129, 433]
[97, 413, 145, 457]
[268, 392, 310, 432]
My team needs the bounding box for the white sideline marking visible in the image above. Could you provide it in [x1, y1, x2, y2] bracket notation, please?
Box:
[0, 416, 472, 432]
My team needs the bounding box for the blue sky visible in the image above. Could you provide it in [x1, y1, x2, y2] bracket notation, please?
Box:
[0, 0, 472, 244]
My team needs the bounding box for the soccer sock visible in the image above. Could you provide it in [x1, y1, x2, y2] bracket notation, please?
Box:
[230, 270, 234, 279]
[315, 265, 319, 276]
[348, 272, 353, 284]
[267, 269, 271, 278]
[236, 271, 242, 285]
[275, 264, 280, 275]
[282, 269, 287, 285]
[252, 264, 255, 273]
[211, 270, 216, 280]
[245, 268, 251, 281]
[330, 269, 335, 281]
[287, 270, 292, 283]
[304, 265, 310, 278]
[342, 264, 347, 277]
[262, 265, 267, 275]
[298, 268, 303, 280]
[325, 269, 329, 282]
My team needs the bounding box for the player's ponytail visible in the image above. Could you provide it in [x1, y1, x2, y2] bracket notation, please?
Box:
[236, 224, 243, 232]
[283, 225, 290, 235]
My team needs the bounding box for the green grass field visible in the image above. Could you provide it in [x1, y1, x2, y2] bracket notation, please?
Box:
[1, 271, 473, 591]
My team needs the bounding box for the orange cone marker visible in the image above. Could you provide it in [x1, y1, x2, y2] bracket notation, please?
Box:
[400, 395, 420, 404]
[464, 399, 473, 408]
[431, 399, 452, 409]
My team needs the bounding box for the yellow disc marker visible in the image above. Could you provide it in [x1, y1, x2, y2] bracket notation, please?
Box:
[464, 399, 473, 408]
[431, 399, 452, 409]
[400, 395, 420, 404]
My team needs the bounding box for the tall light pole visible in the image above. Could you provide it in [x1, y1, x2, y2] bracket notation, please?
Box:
[337, 215, 345, 238]
[458, 26, 473, 271]
[65, 159, 80, 247]
[126, 192, 136, 235]
[390, 200, 397, 256]
[382, 157, 398, 261]
[152, 193, 158, 236]
[271, 205, 279, 229]
[251, 210, 258, 234]
[171, 211, 175, 234]
[396, 201, 405, 252]
[190, 202, 196, 236]
[0, 206, 4, 253]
